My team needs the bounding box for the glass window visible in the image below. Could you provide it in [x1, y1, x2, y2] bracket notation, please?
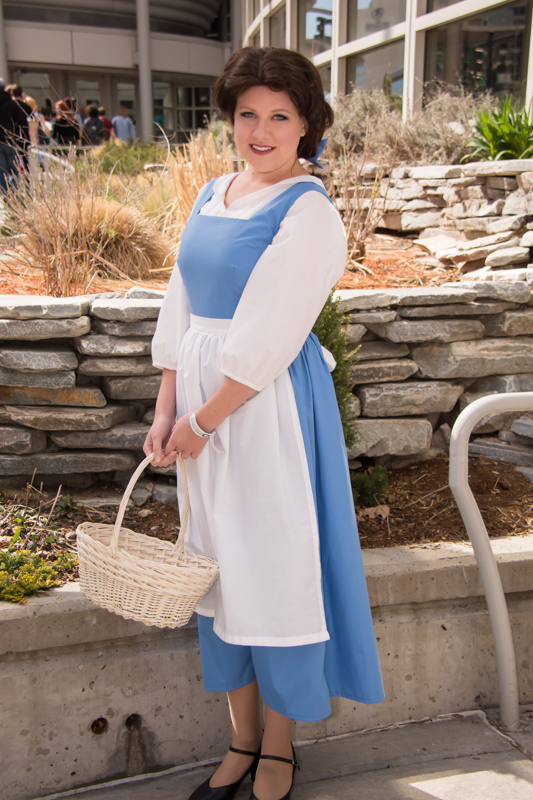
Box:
[195, 87, 211, 107]
[347, 0, 406, 42]
[117, 83, 136, 113]
[298, 0, 333, 58]
[76, 80, 100, 111]
[176, 85, 216, 142]
[318, 64, 332, 103]
[424, 2, 531, 100]
[177, 87, 192, 107]
[19, 71, 54, 112]
[195, 109, 211, 128]
[270, 7, 287, 47]
[426, 0, 461, 12]
[153, 81, 173, 136]
[346, 39, 404, 95]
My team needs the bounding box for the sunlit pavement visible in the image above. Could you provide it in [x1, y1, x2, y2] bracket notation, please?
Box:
[39, 708, 533, 800]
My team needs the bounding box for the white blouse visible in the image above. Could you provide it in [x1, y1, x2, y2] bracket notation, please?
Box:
[152, 173, 347, 389]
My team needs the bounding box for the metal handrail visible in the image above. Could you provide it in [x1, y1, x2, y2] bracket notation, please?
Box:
[449, 391, 533, 731]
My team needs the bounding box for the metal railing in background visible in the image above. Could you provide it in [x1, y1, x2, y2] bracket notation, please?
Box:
[449, 391, 533, 731]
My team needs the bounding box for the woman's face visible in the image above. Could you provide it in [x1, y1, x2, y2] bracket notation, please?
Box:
[233, 85, 307, 177]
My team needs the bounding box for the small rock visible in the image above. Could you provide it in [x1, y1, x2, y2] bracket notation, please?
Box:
[90, 298, 162, 321]
[125, 287, 166, 300]
[152, 483, 178, 504]
[74, 335, 152, 357]
[102, 376, 162, 400]
[349, 359, 419, 385]
[0, 385, 106, 408]
[0, 317, 91, 341]
[485, 247, 529, 267]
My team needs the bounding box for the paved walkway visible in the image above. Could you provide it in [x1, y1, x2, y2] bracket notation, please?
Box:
[39, 708, 533, 800]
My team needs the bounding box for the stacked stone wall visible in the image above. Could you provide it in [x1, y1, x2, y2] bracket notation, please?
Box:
[2, 281, 533, 492]
[366, 159, 533, 282]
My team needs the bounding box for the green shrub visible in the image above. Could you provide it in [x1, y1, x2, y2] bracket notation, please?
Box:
[351, 465, 389, 507]
[467, 97, 533, 160]
[0, 551, 78, 603]
[94, 140, 171, 176]
[313, 292, 357, 448]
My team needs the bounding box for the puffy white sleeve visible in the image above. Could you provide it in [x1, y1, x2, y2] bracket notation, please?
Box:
[220, 191, 347, 391]
[151, 262, 190, 370]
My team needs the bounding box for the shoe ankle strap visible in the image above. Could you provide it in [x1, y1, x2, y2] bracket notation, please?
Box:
[259, 753, 299, 768]
[229, 745, 260, 757]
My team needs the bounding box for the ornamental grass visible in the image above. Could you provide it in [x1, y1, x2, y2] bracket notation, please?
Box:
[4, 148, 174, 296]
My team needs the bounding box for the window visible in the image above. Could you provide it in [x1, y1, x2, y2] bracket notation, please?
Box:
[270, 7, 287, 47]
[153, 82, 173, 137]
[346, 39, 404, 94]
[424, 2, 531, 99]
[298, 0, 333, 58]
[176, 86, 216, 142]
[76, 81, 100, 112]
[318, 64, 332, 103]
[346, 40, 404, 95]
[348, 0, 406, 42]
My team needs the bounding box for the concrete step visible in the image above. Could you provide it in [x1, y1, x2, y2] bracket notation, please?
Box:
[38, 711, 533, 800]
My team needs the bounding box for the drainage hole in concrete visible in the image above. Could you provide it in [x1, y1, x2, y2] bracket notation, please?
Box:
[90, 718, 108, 735]
[125, 714, 142, 731]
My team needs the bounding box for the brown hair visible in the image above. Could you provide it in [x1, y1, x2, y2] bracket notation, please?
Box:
[214, 47, 334, 161]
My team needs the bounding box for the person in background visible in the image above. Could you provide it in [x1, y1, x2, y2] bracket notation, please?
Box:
[98, 107, 114, 141]
[112, 105, 136, 141]
[82, 105, 106, 146]
[0, 80, 30, 190]
[9, 85, 35, 148]
[51, 100, 80, 147]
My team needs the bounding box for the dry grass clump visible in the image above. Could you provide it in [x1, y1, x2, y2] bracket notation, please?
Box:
[328, 85, 493, 166]
[166, 130, 244, 239]
[5, 149, 173, 296]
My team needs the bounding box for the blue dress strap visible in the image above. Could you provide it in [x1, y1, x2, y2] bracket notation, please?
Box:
[191, 178, 217, 215]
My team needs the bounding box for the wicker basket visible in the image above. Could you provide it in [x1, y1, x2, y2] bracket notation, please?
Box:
[76, 453, 219, 628]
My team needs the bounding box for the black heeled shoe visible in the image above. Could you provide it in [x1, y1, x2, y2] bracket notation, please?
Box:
[187, 745, 260, 800]
[249, 743, 299, 800]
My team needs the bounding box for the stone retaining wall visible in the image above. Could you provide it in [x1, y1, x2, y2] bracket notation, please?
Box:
[2, 281, 533, 491]
[365, 158, 533, 282]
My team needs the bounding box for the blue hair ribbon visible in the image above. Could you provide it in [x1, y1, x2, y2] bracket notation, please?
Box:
[306, 138, 328, 168]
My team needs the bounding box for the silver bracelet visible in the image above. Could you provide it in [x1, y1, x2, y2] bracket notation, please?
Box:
[190, 411, 215, 439]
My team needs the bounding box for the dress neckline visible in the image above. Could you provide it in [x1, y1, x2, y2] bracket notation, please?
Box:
[217, 172, 323, 212]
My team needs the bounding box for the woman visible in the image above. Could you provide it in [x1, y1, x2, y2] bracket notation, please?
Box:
[51, 99, 80, 147]
[145, 47, 384, 800]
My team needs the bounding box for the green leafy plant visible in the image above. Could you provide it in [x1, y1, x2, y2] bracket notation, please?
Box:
[467, 97, 533, 161]
[0, 551, 78, 603]
[313, 292, 358, 448]
[351, 465, 389, 507]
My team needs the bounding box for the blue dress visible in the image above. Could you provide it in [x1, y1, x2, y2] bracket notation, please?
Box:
[152, 175, 384, 721]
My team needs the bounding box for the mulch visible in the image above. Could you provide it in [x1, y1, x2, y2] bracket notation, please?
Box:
[356, 454, 533, 548]
[48, 453, 533, 550]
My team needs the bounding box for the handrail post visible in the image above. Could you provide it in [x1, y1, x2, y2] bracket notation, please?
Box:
[449, 391, 533, 731]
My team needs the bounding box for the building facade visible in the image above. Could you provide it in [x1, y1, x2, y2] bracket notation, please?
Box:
[243, 0, 533, 118]
[0, 0, 531, 138]
[0, 0, 240, 140]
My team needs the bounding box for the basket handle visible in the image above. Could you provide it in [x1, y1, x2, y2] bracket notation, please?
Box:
[110, 453, 190, 552]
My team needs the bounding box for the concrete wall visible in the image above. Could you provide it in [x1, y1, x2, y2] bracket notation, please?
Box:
[2, 536, 533, 800]
[6, 21, 229, 76]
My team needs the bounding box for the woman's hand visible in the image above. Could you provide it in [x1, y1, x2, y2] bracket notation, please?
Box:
[164, 413, 209, 460]
[143, 413, 176, 467]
